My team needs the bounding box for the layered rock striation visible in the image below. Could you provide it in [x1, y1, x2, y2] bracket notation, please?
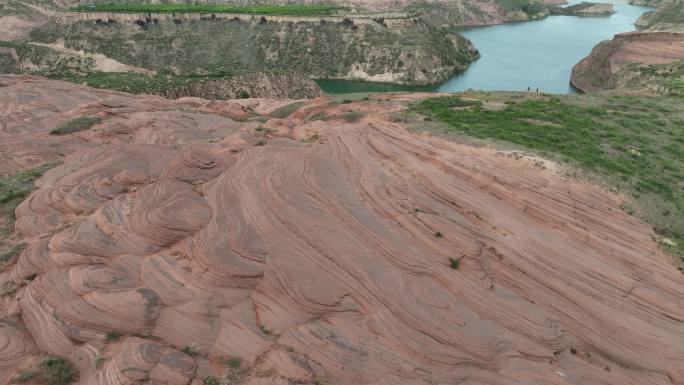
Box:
[30, 16, 479, 85]
[1, 76, 683, 385]
[570, 31, 684, 92]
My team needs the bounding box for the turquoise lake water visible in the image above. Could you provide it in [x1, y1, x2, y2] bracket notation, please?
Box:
[318, 0, 652, 94]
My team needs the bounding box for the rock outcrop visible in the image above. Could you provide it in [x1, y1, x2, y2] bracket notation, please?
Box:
[551, 2, 615, 16]
[1, 75, 684, 385]
[634, 0, 684, 31]
[570, 31, 684, 92]
[162, 72, 323, 100]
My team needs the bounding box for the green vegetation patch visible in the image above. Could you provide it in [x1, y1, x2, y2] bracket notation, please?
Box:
[223, 357, 242, 369]
[71, 3, 345, 16]
[413, 94, 684, 256]
[50, 116, 102, 135]
[13, 356, 76, 385]
[0, 243, 26, 266]
[180, 345, 199, 356]
[270, 101, 306, 118]
[627, 59, 684, 97]
[0, 163, 56, 205]
[642, 0, 684, 27]
[1, 163, 59, 269]
[104, 331, 122, 342]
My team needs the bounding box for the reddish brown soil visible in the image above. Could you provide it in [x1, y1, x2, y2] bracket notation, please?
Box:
[1, 75, 683, 385]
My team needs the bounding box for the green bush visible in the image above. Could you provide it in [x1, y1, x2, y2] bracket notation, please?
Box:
[14, 357, 77, 385]
[449, 258, 460, 270]
[223, 357, 242, 369]
[104, 331, 122, 342]
[180, 345, 199, 356]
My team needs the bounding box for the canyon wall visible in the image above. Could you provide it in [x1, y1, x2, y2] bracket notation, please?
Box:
[29, 17, 479, 85]
[570, 31, 684, 93]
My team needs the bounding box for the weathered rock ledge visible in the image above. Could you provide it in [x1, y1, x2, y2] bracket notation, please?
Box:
[31, 17, 479, 85]
[551, 2, 615, 16]
[570, 31, 684, 92]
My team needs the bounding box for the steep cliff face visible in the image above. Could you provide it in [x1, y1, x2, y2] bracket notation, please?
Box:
[408, 0, 551, 27]
[551, 2, 615, 16]
[570, 31, 684, 93]
[30, 17, 479, 85]
[634, 0, 684, 31]
[0, 40, 95, 74]
[162, 72, 323, 99]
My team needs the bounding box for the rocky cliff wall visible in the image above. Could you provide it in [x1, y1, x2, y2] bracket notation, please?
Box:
[30, 17, 479, 85]
[570, 31, 684, 92]
[163, 72, 323, 99]
[551, 2, 615, 16]
[56, 10, 418, 26]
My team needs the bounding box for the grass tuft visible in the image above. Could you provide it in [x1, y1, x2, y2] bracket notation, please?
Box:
[0, 281, 17, 297]
[0, 243, 26, 265]
[449, 258, 460, 270]
[270, 101, 306, 119]
[180, 345, 199, 356]
[50, 116, 101, 135]
[104, 331, 122, 342]
[223, 357, 242, 369]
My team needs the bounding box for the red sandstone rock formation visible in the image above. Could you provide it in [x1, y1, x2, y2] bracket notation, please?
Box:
[1, 75, 683, 385]
[571, 31, 684, 92]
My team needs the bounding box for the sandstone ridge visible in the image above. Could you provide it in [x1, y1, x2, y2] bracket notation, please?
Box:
[1, 76, 684, 385]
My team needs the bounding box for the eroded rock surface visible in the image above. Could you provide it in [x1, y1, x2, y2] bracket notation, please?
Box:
[570, 31, 684, 92]
[1, 75, 683, 385]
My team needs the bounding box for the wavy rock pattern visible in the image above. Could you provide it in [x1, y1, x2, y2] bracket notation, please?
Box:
[0, 75, 683, 385]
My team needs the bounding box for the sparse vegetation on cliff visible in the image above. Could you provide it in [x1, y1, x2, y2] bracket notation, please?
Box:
[71, 3, 345, 16]
[413, 94, 684, 256]
[636, 0, 684, 28]
[1, 163, 59, 268]
[624, 59, 684, 96]
[13, 356, 76, 385]
[29, 17, 477, 86]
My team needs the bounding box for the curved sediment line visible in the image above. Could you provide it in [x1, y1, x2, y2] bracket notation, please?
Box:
[0, 76, 682, 384]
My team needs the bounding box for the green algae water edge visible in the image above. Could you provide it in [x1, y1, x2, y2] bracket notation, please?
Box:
[318, 0, 652, 95]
